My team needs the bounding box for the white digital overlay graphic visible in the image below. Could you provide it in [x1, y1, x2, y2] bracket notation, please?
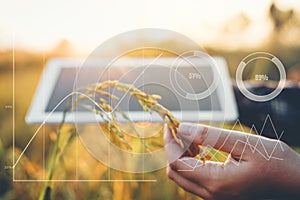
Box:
[236, 52, 286, 102]
[177, 115, 285, 172]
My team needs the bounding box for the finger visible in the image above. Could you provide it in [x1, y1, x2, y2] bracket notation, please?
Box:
[170, 157, 222, 182]
[164, 124, 185, 163]
[170, 156, 252, 193]
[163, 124, 173, 143]
[178, 123, 271, 159]
[167, 166, 211, 199]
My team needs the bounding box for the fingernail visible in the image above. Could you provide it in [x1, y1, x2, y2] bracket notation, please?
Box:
[179, 123, 207, 142]
[178, 123, 194, 136]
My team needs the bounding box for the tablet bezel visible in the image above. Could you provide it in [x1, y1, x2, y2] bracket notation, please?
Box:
[26, 57, 238, 124]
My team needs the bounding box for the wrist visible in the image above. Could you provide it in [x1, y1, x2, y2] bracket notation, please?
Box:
[276, 145, 300, 197]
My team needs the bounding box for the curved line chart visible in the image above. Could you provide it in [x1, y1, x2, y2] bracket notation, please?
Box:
[12, 54, 164, 170]
[13, 91, 103, 169]
[11, 91, 157, 182]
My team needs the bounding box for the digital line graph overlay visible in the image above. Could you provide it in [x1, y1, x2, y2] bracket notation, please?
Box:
[177, 115, 285, 172]
[9, 42, 159, 183]
[11, 91, 159, 182]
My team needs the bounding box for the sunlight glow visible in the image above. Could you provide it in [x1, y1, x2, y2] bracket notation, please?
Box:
[0, 0, 299, 53]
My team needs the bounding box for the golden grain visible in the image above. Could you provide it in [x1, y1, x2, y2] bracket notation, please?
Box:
[71, 80, 196, 155]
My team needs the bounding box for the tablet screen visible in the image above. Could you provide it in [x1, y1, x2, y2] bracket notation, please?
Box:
[46, 65, 221, 113]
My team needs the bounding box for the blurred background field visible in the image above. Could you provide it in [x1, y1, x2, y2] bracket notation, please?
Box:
[1, 1, 300, 199]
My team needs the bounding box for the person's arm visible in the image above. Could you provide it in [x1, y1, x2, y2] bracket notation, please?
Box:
[164, 123, 300, 199]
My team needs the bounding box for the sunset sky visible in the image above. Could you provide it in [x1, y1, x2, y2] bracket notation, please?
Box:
[1, 0, 299, 53]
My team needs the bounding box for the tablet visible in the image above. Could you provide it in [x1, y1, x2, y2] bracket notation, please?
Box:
[26, 56, 238, 124]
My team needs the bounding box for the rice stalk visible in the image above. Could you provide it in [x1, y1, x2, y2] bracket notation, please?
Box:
[74, 80, 198, 155]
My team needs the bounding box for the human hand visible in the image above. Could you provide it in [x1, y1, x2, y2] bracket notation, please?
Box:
[164, 123, 300, 199]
